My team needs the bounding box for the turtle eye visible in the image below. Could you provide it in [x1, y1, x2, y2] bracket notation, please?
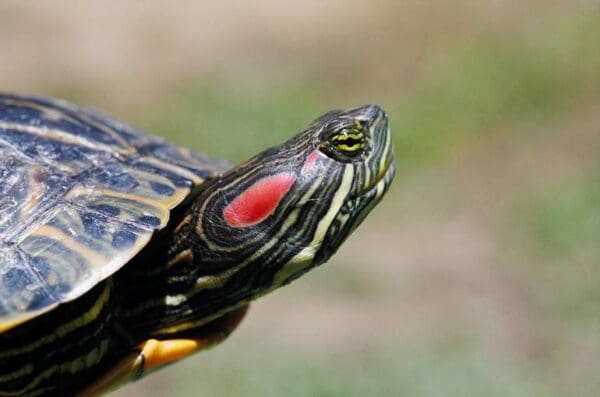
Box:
[320, 127, 367, 160]
[331, 130, 365, 154]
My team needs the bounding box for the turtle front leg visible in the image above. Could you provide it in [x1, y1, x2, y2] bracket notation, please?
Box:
[78, 305, 249, 397]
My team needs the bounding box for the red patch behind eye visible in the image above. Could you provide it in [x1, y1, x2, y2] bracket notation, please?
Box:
[301, 150, 320, 174]
[223, 172, 297, 228]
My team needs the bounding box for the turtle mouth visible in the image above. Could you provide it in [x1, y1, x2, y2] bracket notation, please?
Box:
[352, 159, 396, 199]
[316, 159, 395, 261]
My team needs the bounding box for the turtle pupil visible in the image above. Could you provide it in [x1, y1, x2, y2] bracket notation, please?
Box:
[336, 137, 361, 152]
[329, 130, 365, 158]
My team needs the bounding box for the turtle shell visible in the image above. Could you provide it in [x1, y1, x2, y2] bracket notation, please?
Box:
[0, 94, 229, 331]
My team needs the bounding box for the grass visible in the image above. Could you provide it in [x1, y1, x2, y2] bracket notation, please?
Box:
[141, 84, 324, 163]
[529, 168, 600, 261]
[524, 167, 600, 328]
[392, 14, 600, 169]
[111, 11, 600, 397]
[153, 342, 553, 397]
[140, 14, 600, 178]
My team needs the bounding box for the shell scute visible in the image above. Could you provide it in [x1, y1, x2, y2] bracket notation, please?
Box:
[0, 244, 56, 317]
[0, 94, 230, 331]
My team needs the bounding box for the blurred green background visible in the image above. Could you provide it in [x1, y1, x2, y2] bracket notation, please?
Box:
[2, 1, 599, 396]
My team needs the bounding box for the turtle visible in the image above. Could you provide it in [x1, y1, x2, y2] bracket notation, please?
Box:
[0, 93, 395, 396]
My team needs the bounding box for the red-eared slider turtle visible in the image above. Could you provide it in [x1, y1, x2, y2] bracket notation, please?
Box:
[0, 94, 395, 396]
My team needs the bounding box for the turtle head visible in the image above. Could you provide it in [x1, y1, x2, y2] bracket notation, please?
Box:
[299, 104, 395, 257]
[189, 105, 395, 300]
